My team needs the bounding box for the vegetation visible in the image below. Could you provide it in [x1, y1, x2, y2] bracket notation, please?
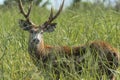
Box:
[0, 4, 120, 80]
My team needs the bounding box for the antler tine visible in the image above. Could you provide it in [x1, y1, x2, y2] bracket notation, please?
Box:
[49, 8, 53, 20]
[18, 0, 27, 18]
[48, 0, 64, 23]
[18, 0, 33, 19]
[51, 0, 64, 21]
[26, 1, 33, 18]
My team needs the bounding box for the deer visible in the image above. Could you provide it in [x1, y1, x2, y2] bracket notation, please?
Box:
[18, 0, 119, 80]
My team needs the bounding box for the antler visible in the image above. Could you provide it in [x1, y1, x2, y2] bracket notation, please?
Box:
[18, 0, 33, 22]
[42, 0, 64, 26]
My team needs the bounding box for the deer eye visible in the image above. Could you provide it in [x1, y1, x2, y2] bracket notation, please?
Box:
[30, 30, 35, 33]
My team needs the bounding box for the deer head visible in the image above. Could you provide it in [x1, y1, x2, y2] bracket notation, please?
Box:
[18, 0, 64, 45]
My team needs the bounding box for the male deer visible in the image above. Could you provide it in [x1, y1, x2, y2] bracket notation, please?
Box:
[18, 0, 119, 80]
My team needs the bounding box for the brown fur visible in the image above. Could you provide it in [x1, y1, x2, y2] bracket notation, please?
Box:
[29, 39, 119, 80]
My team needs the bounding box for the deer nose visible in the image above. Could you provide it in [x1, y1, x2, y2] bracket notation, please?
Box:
[33, 39, 39, 44]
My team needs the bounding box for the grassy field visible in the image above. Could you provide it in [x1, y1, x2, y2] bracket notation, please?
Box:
[0, 5, 120, 80]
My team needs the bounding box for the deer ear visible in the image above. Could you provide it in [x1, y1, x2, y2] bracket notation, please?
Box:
[19, 19, 32, 31]
[43, 23, 57, 32]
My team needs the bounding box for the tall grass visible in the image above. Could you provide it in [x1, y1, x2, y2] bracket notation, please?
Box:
[0, 6, 120, 80]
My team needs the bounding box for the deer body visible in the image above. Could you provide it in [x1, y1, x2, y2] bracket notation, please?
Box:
[18, 0, 119, 80]
[28, 37, 119, 63]
[28, 35, 119, 80]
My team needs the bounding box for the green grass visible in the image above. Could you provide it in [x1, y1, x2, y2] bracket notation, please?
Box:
[0, 6, 120, 80]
